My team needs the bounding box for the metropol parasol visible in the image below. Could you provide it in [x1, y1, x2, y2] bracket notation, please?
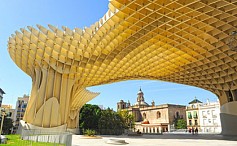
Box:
[8, 0, 237, 135]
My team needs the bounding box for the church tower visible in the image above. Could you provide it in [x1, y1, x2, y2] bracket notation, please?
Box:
[137, 87, 145, 103]
[134, 87, 149, 107]
[117, 100, 127, 111]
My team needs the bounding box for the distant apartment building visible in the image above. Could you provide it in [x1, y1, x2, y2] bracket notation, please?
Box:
[0, 88, 5, 107]
[13, 94, 29, 132]
[186, 98, 221, 133]
[117, 88, 186, 133]
[1, 104, 15, 120]
[199, 100, 221, 133]
[186, 98, 202, 130]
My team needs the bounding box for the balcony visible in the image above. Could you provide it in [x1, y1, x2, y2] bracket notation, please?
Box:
[212, 115, 217, 118]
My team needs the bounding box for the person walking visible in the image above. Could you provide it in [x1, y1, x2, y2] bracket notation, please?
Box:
[195, 127, 198, 135]
[192, 127, 194, 135]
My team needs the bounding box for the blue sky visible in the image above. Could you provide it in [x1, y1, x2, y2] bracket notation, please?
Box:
[0, 0, 217, 110]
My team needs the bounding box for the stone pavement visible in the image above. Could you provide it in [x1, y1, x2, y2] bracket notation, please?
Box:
[72, 133, 237, 146]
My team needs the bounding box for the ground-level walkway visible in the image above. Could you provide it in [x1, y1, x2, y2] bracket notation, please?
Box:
[72, 133, 237, 146]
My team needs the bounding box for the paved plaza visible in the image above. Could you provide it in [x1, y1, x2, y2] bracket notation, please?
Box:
[72, 133, 237, 146]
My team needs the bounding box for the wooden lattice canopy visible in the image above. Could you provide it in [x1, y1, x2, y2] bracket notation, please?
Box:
[7, 0, 237, 128]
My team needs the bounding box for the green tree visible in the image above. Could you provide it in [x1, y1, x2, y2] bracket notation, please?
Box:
[98, 108, 124, 135]
[117, 110, 134, 129]
[0, 118, 13, 134]
[176, 119, 187, 129]
[79, 104, 102, 132]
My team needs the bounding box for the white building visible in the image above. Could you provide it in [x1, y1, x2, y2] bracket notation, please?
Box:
[0, 88, 5, 107]
[198, 99, 221, 133]
[13, 94, 29, 133]
[186, 98, 222, 133]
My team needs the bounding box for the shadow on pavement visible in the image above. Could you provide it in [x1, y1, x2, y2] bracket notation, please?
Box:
[101, 133, 237, 141]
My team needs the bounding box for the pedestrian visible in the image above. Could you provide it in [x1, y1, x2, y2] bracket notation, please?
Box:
[195, 127, 198, 134]
[192, 127, 194, 135]
[137, 129, 141, 134]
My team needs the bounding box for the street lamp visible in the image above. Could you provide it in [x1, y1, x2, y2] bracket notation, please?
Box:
[228, 31, 237, 51]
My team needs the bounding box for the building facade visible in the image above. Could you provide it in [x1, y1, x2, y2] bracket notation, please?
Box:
[0, 88, 5, 107]
[1, 105, 15, 120]
[199, 100, 221, 133]
[1, 104, 15, 134]
[13, 94, 29, 132]
[186, 98, 221, 133]
[186, 98, 202, 131]
[117, 88, 186, 133]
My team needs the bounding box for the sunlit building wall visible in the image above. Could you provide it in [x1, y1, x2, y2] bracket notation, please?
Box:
[186, 98, 202, 131]
[199, 100, 221, 133]
[1, 104, 15, 120]
[13, 94, 29, 132]
[118, 88, 186, 133]
[186, 98, 221, 133]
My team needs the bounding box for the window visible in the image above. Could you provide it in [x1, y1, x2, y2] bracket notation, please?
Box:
[157, 111, 161, 119]
[175, 112, 180, 118]
[188, 112, 192, 119]
[202, 111, 206, 118]
[213, 119, 217, 125]
[207, 110, 210, 115]
[212, 110, 217, 118]
[189, 120, 192, 126]
[23, 103, 27, 108]
[194, 120, 198, 125]
[193, 111, 198, 118]
[203, 119, 207, 125]
[143, 113, 146, 119]
[208, 119, 211, 124]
